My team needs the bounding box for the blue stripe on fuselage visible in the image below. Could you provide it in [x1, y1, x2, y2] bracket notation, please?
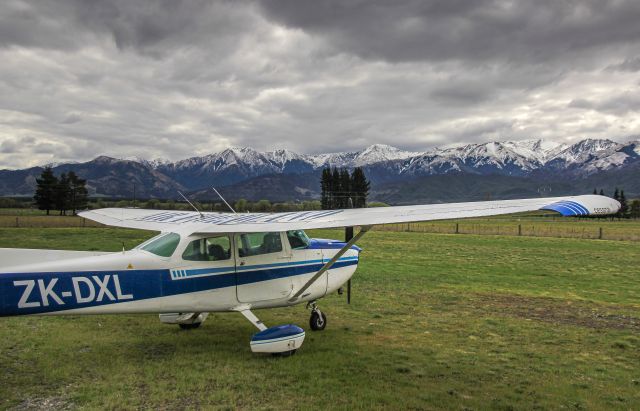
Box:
[0, 257, 358, 317]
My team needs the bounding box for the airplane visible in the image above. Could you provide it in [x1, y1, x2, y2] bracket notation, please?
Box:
[0, 194, 620, 356]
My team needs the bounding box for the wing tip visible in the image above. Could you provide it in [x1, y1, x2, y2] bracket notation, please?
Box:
[540, 195, 620, 217]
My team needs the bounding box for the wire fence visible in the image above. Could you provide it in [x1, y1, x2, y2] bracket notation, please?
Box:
[0, 215, 103, 228]
[375, 221, 640, 241]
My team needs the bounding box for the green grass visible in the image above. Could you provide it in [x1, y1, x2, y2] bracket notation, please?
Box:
[1, 228, 639, 410]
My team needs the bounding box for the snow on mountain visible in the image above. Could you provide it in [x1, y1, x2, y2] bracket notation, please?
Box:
[307, 151, 359, 168]
[353, 144, 421, 166]
[108, 139, 640, 179]
[576, 140, 640, 175]
[502, 139, 567, 163]
[431, 141, 543, 175]
[32, 139, 640, 190]
[264, 149, 308, 166]
[546, 139, 619, 165]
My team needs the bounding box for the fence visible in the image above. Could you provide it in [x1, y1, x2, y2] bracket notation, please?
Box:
[0, 215, 103, 228]
[1, 215, 639, 242]
[375, 221, 640, 241]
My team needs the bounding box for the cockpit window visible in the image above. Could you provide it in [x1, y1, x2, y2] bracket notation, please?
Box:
[238, 232, 283, 257]
[287, 230, 310, 250]
[182, 236, 231, 261]
[139, 232, 181, 257]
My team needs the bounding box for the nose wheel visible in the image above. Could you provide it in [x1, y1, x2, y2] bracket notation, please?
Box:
[308, 302, 327, 331]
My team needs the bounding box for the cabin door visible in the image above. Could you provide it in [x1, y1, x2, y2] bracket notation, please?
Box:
[235, 232, 294, 303]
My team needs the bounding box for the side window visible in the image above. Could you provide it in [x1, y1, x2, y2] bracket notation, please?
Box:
[238, 232, 283, 257]
[287, 230, 310, 250]
[182, 236, 231, 261]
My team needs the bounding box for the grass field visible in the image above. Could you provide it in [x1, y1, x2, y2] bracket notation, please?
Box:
[0, 227, 639, 410]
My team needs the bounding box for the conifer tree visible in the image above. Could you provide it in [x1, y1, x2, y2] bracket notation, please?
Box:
[613, 187, 619, 201]
[320, 168, 331, 210]
[339, 168, 351, 208]
[619, 190, 628, 218]
[34, 167, 58, 215]
[599, 189, 605, 196]
[54, 173, 71, 215]
[331, 167, 341, 209]
[593, 188, 597, 195]
[68, 171, 88, 215]
[350, 167, 370, 208]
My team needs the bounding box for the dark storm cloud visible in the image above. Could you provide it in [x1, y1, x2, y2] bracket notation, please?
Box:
[258, 0, 640, 63]
[0, 0, 639, 168]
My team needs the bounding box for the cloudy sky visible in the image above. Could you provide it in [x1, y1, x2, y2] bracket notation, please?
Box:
[1, 0, 640, 168]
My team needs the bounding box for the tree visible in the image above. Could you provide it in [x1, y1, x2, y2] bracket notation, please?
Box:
[54, 173, 71, 215]
[320, 168, 331, 210]
[234, 198, 248, 212]
[599, 189, 605, 196]
[254, 199, 272, 212]
[339, 168, 351, 208]
[619, 190, 628, 218]
[331, 167, 341, 209]
[613, 187, 619, 201]
[67, 171, 88, 215]
[34, 167, 58, 215]
[350, 167, 370, 208]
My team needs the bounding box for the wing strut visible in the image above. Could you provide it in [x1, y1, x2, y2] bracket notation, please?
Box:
[239, 309, 268, 331]
[289, 225, 372, 302]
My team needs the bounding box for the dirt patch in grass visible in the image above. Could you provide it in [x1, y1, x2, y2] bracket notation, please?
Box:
[470, 293, 640, 332]
[10, 396, 74, 411]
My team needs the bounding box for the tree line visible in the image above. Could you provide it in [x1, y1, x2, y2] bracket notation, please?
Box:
[593, 187, 640, 219]
[320, 167, 370, 209]
[34, 167, 88, 215]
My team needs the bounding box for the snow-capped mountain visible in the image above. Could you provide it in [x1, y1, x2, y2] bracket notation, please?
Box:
[308, 144, 421, 169]
[140, 136, 640, 195]
[2, 138, 638, 199]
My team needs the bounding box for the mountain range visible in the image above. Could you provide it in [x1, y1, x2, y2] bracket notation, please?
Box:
[1, 138, 638, 204]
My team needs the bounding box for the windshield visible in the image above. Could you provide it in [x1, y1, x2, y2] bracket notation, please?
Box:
[139, 233, 181, 257]
[287, 230, 310, 250]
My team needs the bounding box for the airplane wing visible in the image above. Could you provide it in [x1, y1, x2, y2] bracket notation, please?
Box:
[78, 194, 620, 235]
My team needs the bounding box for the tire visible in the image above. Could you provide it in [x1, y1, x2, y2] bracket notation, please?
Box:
[179, 322, 201, 330]
[273, 350, 297, 358]
[309, 311, 327, 331]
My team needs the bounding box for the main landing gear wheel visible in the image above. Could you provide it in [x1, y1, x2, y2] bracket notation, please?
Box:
[308, 302, 327, 331]
[179, 322, 201, 330]
[272, 349, 297, 358]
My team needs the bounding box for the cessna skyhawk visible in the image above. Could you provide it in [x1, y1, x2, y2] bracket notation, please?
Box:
[0, 195, 620, 355]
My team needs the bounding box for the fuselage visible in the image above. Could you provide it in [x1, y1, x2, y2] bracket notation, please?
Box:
[0, 230, 360, 317]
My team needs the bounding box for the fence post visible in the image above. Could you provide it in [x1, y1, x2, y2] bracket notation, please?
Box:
[82, 218, 86, 228]
[15, 217, 19, 228]
[518, 224, 522, 236]
[599, 227, 603, 240]
[455, 223, 459, 234]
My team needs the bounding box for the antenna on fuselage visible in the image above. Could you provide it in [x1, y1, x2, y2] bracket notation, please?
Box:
[212, 186, 237, 214]
[178, 191, 204, 218]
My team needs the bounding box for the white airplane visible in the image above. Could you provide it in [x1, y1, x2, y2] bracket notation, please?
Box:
[0, 194, 620, 355]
